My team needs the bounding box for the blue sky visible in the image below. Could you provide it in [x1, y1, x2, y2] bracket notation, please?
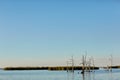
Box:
[0, 1, 120, 67]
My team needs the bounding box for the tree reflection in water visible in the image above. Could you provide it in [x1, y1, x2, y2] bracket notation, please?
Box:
[67, 71, 74, 80]
[66, 70, 120, 80]
[67, 71, 96, 80]
[108, 71, 113, 80]
[81, 72, 95, 80]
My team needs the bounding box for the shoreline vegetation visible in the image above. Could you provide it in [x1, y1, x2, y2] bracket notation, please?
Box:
[4, 66, 99, 71]
[3, 66, 120, 71]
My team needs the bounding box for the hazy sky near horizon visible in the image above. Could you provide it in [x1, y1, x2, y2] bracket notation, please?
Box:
[0, 0, 120, 67]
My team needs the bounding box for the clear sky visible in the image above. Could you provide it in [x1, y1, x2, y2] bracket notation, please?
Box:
[0, 0, 120, 67]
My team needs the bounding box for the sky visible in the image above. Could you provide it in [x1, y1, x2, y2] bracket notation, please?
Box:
[0, 0, 120, 67]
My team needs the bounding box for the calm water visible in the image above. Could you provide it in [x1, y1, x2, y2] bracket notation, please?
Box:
[0, 69, 120, 80]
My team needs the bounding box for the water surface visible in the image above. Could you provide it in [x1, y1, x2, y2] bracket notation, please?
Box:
[0, 69, 120, 80]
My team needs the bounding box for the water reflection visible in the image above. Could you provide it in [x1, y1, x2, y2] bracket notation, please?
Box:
[67, 71, 96, 80]
[82, 72, 95, 80]
[67, 71, 74, 80]
[0, 69, 120, 80]
[66, 69, 120, 80]
[108, 71, 113, 80]
[82, 73, 85, 80]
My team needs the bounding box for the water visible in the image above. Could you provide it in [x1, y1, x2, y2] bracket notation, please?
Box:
[0, 69, 120, 80]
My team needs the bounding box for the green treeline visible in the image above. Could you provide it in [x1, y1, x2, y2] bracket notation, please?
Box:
[4, 66, 99, 71]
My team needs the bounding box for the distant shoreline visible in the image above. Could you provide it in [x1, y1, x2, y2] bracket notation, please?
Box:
[3, 66, 120, 71]
[4, 66, 99, 71]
